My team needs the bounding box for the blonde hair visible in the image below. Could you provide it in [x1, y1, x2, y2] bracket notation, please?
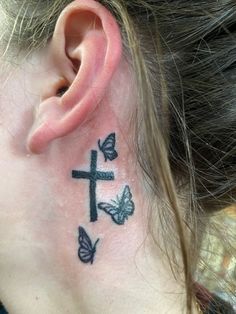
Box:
[1, 0, 236, 312]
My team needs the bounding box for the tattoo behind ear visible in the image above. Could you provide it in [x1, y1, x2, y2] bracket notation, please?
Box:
[72, 132, 136, 265]
[98, 133, 118, 162]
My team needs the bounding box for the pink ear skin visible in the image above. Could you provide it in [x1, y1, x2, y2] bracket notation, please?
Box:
[27, 0, 122, 154]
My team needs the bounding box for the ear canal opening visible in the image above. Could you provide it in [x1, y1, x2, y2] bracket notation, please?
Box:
[72, 59, 81, 74]
[56, 85, 69, 97]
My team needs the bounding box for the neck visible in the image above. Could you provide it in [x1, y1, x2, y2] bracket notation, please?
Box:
[1, 235, 189, 314]
[0, 110, 197, 313]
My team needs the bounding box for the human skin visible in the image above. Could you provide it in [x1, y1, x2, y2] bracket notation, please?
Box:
[0, 1, 199, 313]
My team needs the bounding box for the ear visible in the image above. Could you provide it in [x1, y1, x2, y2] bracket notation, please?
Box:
[27, 0, 122, 154]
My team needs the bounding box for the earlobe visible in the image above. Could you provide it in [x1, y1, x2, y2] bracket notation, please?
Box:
[27, 0, 122, 154]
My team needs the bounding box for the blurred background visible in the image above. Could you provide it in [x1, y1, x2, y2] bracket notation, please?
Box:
[196, 205, 236, 310]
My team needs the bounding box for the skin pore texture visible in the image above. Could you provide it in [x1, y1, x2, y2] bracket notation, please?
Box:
[0, 1, 200, 313]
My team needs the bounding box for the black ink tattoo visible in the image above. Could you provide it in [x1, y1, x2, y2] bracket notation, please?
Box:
[72, 150, 115, 222]
[98, 133, 118, 162]
[78, 226, 99, 264]
[98, 185, 135, 225]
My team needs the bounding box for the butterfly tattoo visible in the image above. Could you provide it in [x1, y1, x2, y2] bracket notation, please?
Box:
[98, 133, 118, 162]
[98, 185, 135, 225]
[78, 226, 100, 264]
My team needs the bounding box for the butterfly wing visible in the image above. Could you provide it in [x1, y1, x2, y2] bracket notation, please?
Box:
[98, 202, 124, 225]
[120, 186, 135, 219]
[79, 247, 94, 264]
[78, 226, 99, 264]
[104, 150, 118, 162]
[98, 133, 118, 162]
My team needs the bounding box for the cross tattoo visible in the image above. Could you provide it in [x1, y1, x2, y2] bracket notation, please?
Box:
[72, 150, 115, 222]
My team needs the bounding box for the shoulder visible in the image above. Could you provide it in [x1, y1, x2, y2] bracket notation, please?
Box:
[204, 294, 235, 314]
[0, 302, 7, 314]
[195, 283, 235, 314]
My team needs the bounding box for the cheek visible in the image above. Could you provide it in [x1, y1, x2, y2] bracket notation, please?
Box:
[0, 66, 40, 224]
[0, 69, 38, 153]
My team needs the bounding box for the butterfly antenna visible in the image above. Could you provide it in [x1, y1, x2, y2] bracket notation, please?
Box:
[98, 139, 101, 150]
[94, 238, 100, 248]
